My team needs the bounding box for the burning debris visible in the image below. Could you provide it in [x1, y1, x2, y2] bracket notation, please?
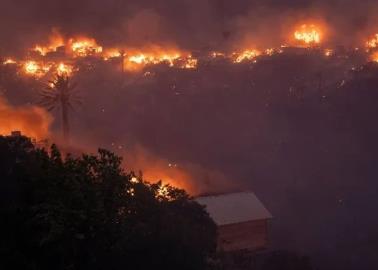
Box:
[367, 34, 378, 49]
[232, 49, 261, 63]
[2, 23, 378, 79]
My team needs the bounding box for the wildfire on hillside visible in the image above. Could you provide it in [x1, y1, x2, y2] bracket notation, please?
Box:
[367, 34, 378, 49]
[69, 37, 103, 57]
[32, 32, 65, 56]
[294, 24, 321, 45]
[370, 51, 378, 62]
[2, 26, 378, 78]
[232, 49, 261, 63]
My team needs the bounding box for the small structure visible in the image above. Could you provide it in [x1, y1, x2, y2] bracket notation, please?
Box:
[11, 131, 22, 137]
[196, 192, 272, 252]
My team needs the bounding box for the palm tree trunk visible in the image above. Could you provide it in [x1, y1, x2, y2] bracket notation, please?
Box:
[61, 101, 69, 143]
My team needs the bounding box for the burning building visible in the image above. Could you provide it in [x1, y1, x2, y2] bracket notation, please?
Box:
[196, 191, 272, 253]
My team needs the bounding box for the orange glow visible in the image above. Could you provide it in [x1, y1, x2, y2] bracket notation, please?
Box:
[69, 38, 103, 57]
[56, 62, 73, 76]
[32, 33, 64, 56]
[0, 97, 52, 140]
[370, 52, 378, 62]
[294, 24, 321, 45]
[123, 48, 185, 71]
[103, 49, 122, 60]
[182, 56, 198, 69]
[367, 34, 378, 49]
[232, 49, 261, 63]
[211, 51, 226, 58]
[3, 59, 16, 65]
[23, 61, 52, 77]
[24, 61, 40, 74]
[324, 49, 333, 57]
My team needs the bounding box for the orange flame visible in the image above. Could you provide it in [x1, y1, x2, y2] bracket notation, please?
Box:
[3, 59, 17, 65]
[32, 33, 64, 56]
[69, 38, 103, 57]
[370, 52, 378, 62]
[122, 47, 186, 71]
[56, 62, 73, 76]
[232, 49, 261, 63]
[294, 24, 321, 45]
[367, 34, 378, 49]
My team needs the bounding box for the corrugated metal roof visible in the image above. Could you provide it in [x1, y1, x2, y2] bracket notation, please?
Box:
[195, 191, 272, 226]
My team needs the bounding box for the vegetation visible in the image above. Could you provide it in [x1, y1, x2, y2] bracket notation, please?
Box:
[39, 75, 79, 142]
[0, 135, 217, 270]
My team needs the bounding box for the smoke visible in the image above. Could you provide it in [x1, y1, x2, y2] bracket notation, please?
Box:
[1, 1, 378, 269]
[1, 0, 378, 54]
[0, 96, 52, 139]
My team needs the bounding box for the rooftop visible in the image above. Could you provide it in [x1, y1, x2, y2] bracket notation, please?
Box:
[195, 191, 272, 226]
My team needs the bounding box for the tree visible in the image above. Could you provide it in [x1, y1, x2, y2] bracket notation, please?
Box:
[0, 135, 217, 270]
[39, 74, 79, 143]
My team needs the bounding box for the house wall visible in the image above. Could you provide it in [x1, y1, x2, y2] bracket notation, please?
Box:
[217, 219, 269, 252]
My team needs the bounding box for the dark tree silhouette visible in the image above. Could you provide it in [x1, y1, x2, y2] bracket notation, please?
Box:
[39, 74, 79, 142]
[0, 135, 217, 270]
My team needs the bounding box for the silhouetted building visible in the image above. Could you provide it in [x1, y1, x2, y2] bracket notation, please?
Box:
[196, 192, 272, 252]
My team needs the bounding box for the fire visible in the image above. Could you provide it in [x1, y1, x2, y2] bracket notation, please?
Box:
[124, 49, 183, 71]
[23, 61, 53, 77]
[103, 49, 122, 60]
[56, 63, 73, 76]
[233, 49, 261, 63]
[24, 61, 40, 74]
[324, 49, 333, 57]
[32, 34, 64, 56]
[211, 51, 226, 58]
[294, 24, 321, 45]
[3, 59, 16, 65]
[69, 38, 103, 57]
[367, 34, 378, 49]
[370, 52, 378, 62]
[182, 56, 198, 69]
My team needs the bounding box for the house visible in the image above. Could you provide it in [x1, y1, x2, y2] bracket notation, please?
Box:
[196, 192, 272, 253]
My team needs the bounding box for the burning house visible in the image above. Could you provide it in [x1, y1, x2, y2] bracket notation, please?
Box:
[196, 192, 272, 253]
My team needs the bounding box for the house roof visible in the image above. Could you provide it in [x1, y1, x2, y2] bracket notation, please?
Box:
[195, 191, 272, 226]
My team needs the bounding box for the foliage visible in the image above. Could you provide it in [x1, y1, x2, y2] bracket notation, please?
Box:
[0, 135, 217, 270]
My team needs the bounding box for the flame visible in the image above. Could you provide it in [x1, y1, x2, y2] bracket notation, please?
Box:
[24, 61, 40, 74]
[182, 56, 198, 69]
[32, 33, 64, 56]
[232, 49, 261, 63]
[211, 51, 226, 58]
[56, 62, 73, 76]
[294, 24, 321, 45]
[103, 49, 122, 60]
[69, 38, 103, 57]
[324, 49, 333, 57]
[367, 34, 378, 49]
[370, 52, 378, 62]
[123, 48, 184, 71]
[23, 61, 52, 77]
[3, 59, 16, 65]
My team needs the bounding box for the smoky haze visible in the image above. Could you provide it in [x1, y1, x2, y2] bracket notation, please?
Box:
[1, 1, 378, 270]
[1, 0, 378, 53]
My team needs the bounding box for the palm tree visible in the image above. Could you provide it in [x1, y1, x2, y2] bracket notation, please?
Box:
[39, 74, 79, 143]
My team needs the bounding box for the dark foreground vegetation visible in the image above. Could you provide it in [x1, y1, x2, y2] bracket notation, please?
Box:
[0, 135, 216, 270]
